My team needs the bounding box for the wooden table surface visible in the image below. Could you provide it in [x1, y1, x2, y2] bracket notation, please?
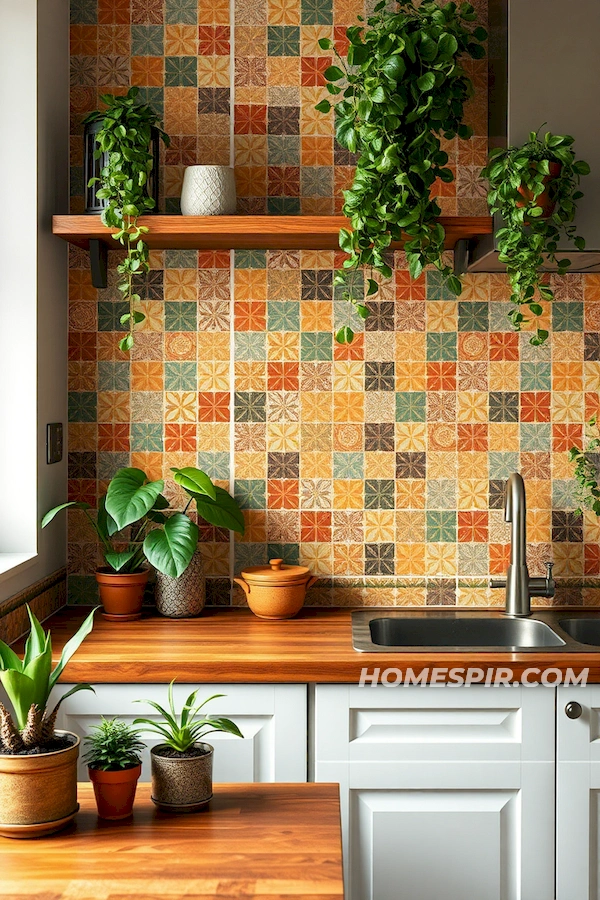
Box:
[0, 783, 344, 900]
[22, 606, 600, 684]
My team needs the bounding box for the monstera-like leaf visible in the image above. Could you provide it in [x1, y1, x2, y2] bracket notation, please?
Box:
[193, 486, 245, 534]
[171, 467, 216, 501]
[143, 513, 199, 578]
[105, 468, 164, 530]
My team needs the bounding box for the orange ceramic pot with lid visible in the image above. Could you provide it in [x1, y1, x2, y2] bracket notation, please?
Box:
[234, 559, 318, 619]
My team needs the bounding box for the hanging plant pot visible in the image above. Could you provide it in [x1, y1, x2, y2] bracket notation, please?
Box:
[155, 551, 206, 618]
[516, 161, 562, 218]
[88, 763, 142, 820]
[0, 732, 80, 839]
[95, 568, 149, 621]
[83, 120, 161, 215]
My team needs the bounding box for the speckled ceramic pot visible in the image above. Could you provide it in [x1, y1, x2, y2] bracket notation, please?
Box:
[234, 558, 318, 619]
[154, 551, 206, 618]
[150, 742, 213, 812]
[0, 732, 80, 838]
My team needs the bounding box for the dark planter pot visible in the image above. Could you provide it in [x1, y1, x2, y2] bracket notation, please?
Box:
[88, 763, 141, 820]
[83, 120, 161, 215]
[517, 161, 562, 219]
[95, 568, 149, 621]
[150, 743, 213, 812]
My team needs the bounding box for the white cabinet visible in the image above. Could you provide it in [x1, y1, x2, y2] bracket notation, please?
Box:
[54, 683, 307, 784]
[557, 685, 600, 900]
[315, 685, 555, 900]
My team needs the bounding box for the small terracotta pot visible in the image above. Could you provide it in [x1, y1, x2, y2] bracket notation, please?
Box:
[88, 763, 141, 820]
[234, 558, 318, 619]
[0, 731, 80, 839]
[517, 161, 562, 218]
[95, 568, 149, 621]
[150, 743, 213, 812]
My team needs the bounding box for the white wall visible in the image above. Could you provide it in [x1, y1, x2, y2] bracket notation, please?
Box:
[0, 0, 69, 600]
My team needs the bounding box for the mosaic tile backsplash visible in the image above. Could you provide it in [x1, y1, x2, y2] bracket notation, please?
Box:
[67, 0, 600, 607]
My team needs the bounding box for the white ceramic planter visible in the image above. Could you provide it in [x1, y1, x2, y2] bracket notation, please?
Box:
[180, 166, 237, 216]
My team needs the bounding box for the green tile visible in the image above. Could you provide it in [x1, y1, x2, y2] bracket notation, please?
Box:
[301, 0, 333, 24]
[267, 135, 300, 166]
[458, 301, 489, 332]
[489, 301, 513, 332]
[268, 301, 300, 332]
[267, 197, 301, 214]
[165, 301, 197, 331]
[333, 452, 364, 479]
[426, 270, 454, 301]
[165, 197, 181, 214]
[165, 56, 197, 87]
[267, 543, 300, 565]
[365, 479, 395, 510]
[131, 25, 164, 56]
[235, 333, 266, 361]
[234, 250, 267, 269]
[136, 87, 164, 117]
[197, 452, 230, 480]
[235, 479, 266, 509]
[131, 423, 163, 452]
[301, 166, 333, 197]
[98, 451, 130, 480]
[166, 249, 198, 268]
[552, 302, 584, 331]
[165, 0, 197, 24]
[333, 300, 365, 332]
[98, 301, 128, 331]
[70, 0, 97, 24]
[520, 361, 551, 391]
[488, 451, 519, 479]
[235, 543, 267, 570]
[68, 575, 99, 604]
[165, 361, 197, 391]
[68, 392, 96, 423]
[426, 480, 456, 509]
[520, 423, 551, 452]
[301, 332, 332, 360]
[426, 510, 456, 543]
[552, 479, 579, 509]
[427, 332, 457, 361]
[267, 25, 300, 56]
[98, 361, 130, 392]
[395, 391, 426, 422]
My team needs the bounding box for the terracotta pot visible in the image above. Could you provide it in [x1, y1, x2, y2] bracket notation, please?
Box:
[88, 763, 141, 820]
[155, 550, 205, 618]
[0, 731, 80, 839]
[517, 161, 562, 218]
[150, 743, 213, 812]
[95, 567, 149, 621]
[234, 558, 318, 619]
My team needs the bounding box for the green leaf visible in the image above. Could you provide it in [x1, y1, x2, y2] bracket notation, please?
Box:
[143, 513, 199, 578]
[105, 468, 164, 530]
[335, 326, 354, 344]
[381, 56, 405, 80]
[42, 501, 90, 528]
[192, 487, 245, 535]
[22, 639, 53, 711]
[324, 65, 344, 81]
[318, 37, 332, 50]
[104, 549, 138, 572]
[0, 670, 36, 729]
[22, 607, 47, 668]
[417, 72, 435, 92]
[49, 607, 97, 691]
[119, 334, 134, 352]
[0, 640, 22, 673]
[171, 467, 217, 501]
[314, 99, 331, 114]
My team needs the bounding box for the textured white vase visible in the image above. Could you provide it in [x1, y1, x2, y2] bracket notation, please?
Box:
[180, 165, 237, 216]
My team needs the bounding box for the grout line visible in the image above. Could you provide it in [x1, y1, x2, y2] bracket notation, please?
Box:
[229, 248, 236, 598]
[229, 0, 235, 170]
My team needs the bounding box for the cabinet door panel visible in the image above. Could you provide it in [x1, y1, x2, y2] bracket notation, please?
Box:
[53, 683, 307, 783]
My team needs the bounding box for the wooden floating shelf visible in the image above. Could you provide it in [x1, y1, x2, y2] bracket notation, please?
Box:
[52, 214, 493, 252]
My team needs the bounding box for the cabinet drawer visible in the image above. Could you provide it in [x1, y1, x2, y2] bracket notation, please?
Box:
[315, 684, 554, 762]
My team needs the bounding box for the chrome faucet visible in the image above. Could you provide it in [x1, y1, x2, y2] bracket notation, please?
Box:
[489, 473, 555, 616]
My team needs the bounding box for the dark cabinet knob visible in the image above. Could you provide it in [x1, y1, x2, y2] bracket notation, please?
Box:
[565, 701, 583, 719]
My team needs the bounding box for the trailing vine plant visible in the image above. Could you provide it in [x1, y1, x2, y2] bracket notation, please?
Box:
[83, 87, 169, 352]
[316, 0, 487, 343]
[569, 417, 600, 517]
[481, 127, 590, 345]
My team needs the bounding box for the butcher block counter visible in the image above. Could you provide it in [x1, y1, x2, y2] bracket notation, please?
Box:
[0, 783, 344, 900]
[14, 605, 600, 683]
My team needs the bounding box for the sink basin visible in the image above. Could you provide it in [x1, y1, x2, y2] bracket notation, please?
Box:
[559, 618, 600, 647]
[352, 613, 566, 652]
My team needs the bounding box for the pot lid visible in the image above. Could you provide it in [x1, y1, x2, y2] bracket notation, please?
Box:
[240, 558, 311, 582]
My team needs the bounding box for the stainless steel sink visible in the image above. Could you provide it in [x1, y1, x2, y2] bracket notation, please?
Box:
[352, 611, 566, 652]
[559, 618, 600, 647]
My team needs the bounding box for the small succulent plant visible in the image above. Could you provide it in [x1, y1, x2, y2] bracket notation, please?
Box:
[83, 717, 145, 771]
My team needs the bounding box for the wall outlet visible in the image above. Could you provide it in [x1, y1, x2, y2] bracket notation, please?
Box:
[46, 422, 63, 464]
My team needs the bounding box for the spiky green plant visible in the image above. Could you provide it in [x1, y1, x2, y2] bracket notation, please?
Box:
[0, 606, 96, 751]
[134, 680, 243, 753]
[83, 717, 145, 771]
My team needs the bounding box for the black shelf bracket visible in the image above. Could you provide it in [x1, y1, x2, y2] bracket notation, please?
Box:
[453, 238, 470, 276]
[89, 239, 108, 289]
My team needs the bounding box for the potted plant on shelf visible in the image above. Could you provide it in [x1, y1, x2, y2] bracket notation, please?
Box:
[83, 87, 170, 353]
[42, 466, 244, 621]
[83, 717, 145, 820]
[315, 0, 487, 343]
[481, 126, 590, 345]
[134, 680, 243, 812]
[0, 606, 96, 838]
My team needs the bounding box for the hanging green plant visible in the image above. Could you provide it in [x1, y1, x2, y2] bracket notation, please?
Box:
[481, 127, 590, 345]
[569, 417, 600, 517]
[316, 0, 487, 343]
[83, 87, 169, 352]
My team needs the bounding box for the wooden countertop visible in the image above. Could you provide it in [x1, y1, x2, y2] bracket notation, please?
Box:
[18, 606, 600, 683]
[0, 783, 344, 899]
